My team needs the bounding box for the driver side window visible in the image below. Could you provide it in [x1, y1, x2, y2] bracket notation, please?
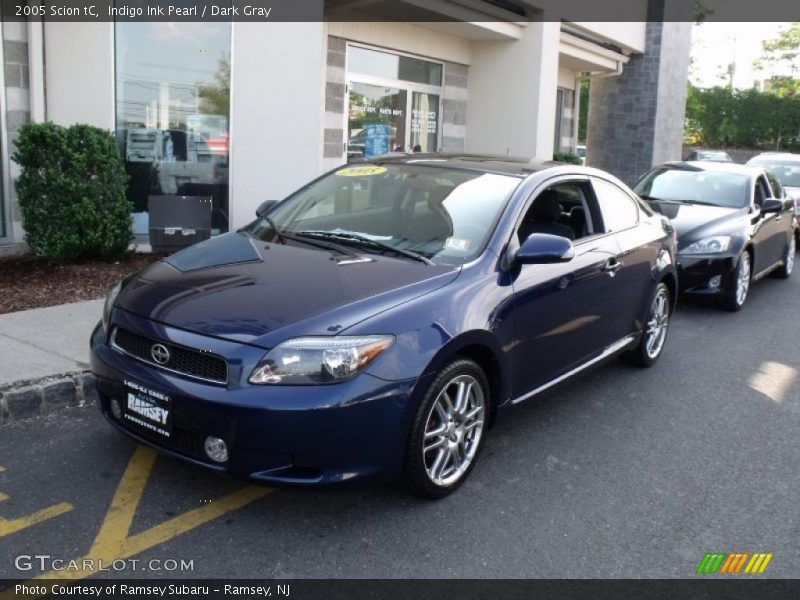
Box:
[518, 182, 595, 243]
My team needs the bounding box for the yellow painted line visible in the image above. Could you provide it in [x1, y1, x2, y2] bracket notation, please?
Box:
[0, 465, 6, 472]
[758, 553, 773, 573]
[0, 493, 9, 501]
[29, 445, 273, 582]
[0, 502, 74, 539]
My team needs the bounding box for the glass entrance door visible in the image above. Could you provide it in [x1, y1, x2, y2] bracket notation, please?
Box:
[410, 91, 440, 153]
[345, 45, 444, 159]
[347, 82, 407, 159]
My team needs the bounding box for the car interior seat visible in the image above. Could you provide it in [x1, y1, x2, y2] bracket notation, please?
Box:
[519, 189, 576, 242]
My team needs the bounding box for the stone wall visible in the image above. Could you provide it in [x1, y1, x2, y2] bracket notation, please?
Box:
[585, 0, 691, 186]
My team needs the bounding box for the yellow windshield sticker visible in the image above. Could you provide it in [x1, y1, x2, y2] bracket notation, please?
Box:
[335, 165, 388, 177]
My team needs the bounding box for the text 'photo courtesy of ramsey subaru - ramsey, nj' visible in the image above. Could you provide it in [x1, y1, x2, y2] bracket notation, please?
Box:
[92, 155, 678, 498]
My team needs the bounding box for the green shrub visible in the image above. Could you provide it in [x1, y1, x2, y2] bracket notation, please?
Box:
[552, 152, 583, 165]
[12, 122, 132, 262]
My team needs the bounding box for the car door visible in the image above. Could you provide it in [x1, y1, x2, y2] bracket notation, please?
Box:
[509, 179, 625, 399]
[591, 177, 658, 340]
[751, 175, 784, 274]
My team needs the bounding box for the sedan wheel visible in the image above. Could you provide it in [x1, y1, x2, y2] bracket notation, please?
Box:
[624, 282, 671, 367]
[404, 359, 488, 498]
[724, 252, 751, 311]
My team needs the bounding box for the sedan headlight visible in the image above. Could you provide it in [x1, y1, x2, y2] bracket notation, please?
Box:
[680, 236, 732, 255]
[249, 335, 395, 385]
[102, 281, 122, 333]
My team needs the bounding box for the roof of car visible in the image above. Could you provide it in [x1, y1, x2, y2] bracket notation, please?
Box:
[748, 152, 800, 162]
[661, 161, 764, 177]
[356, 153, 566, 177]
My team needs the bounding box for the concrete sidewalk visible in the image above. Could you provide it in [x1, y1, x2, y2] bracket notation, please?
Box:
[0, 299, 102, 387]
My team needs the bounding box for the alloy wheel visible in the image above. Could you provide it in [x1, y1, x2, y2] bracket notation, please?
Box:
[422, 374, 485, 487]
[645, 287, 670, 359]
[736, 253, 751, 307]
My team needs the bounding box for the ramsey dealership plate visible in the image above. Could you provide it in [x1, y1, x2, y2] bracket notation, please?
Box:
[123, 380, 172, 437]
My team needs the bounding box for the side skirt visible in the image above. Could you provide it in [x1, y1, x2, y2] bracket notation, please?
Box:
[510, 335, 636, 405]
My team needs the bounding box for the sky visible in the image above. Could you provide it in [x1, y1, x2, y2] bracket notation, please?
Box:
[690, 22, 795, 89]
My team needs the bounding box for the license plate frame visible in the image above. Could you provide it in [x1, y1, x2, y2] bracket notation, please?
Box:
[122, 380, 173, 438]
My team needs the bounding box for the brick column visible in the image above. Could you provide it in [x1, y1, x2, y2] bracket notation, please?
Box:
[585, 0, 691, 186]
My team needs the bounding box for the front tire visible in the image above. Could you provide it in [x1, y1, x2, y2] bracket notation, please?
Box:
[773, 234, 795, 279]
[403, 359, 489, 499]
[625, 282, 670, 368]
[723, 251, 751, 311]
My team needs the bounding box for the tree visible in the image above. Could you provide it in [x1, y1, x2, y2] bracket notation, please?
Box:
[758, 23, 800, 75]
[197, 53, 230, 117]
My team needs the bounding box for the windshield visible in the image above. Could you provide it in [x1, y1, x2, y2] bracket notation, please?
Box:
[634, 168, 749, 208]
[748, 161, 800, 187]
[249, 164, 522, 265]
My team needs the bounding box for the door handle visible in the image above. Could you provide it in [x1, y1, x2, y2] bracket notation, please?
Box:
[602, 258, 623, 276]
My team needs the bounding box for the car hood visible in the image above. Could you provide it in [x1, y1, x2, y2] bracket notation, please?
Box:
[645, 201, 746, 243]
[116, 232, 460, 349]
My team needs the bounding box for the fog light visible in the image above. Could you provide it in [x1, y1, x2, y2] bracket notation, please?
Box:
[110, 399, 123, 420]
[709, 275, 722, 289]
[204, 436, 228, 463]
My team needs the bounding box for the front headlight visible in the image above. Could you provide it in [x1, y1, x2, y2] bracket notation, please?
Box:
[102, 281, 122, 333]
[249, 335, 395, 385]
[680, 236, 732, 255]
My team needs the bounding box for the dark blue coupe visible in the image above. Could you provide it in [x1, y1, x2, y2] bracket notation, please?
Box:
[91, 155, 677, 498]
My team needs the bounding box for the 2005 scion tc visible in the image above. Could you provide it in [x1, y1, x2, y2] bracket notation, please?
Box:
[91, 155, 677, 498]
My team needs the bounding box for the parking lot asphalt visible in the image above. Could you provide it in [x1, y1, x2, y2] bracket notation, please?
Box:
[1, 268, 798, 581]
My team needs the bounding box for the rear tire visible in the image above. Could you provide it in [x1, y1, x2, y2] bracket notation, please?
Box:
[773, 235, 795, 279]
[624, 282, 670, 368]
[403, 358, 489, 499]
[722, 251, 751, 311]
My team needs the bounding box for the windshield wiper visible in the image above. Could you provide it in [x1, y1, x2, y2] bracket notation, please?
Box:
[675, 199, 719, 207]
[297, 231, 434, 265]
[262, 219, 358, 258]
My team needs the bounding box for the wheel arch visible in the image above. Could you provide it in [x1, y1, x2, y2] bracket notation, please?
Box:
[421, 332, 509, 427]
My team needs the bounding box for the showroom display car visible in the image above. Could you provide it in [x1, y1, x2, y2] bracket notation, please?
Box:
[91, 155, 677, 498]
[634, 161, 796, 311]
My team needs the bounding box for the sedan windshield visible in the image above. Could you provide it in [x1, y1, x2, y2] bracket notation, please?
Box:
[634, 168, 749, 208]
[249, 164, 522, 265]
[747, 161, 800, 187]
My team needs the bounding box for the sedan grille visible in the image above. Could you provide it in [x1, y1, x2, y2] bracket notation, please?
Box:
[112, 327, 228, 385]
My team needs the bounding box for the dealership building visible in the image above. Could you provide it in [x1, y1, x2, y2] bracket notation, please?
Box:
[0, 0, 690, 253]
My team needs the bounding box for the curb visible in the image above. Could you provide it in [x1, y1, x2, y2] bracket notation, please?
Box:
[0, 371, 97, 425]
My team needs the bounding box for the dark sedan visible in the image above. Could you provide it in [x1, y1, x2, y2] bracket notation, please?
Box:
[634, 162, 796, 311]
[91, 155, 677, 498]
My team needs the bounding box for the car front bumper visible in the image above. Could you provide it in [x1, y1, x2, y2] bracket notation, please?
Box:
[90, 315, 424, 486]
[676, 255, 737, 295]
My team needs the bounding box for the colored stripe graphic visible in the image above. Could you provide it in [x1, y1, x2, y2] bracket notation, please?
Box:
[697, 552, 773, 574]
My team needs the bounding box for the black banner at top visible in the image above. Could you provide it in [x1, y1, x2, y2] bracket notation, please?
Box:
[0, 0, 798, 22]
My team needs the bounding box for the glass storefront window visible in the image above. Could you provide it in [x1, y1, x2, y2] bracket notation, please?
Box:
[348, 46, 442, 86]
[347, 83, 407, 159]
[115, 23, 232, 237]
[346, 46, 443, 158]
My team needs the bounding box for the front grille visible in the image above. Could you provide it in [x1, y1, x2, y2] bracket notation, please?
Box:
[112, 327, 228, 385]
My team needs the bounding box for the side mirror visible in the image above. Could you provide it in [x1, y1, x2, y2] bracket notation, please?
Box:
[761, 198, 783, 214]
[516, 233, 575, 264]
[256, 200, 279, 218]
